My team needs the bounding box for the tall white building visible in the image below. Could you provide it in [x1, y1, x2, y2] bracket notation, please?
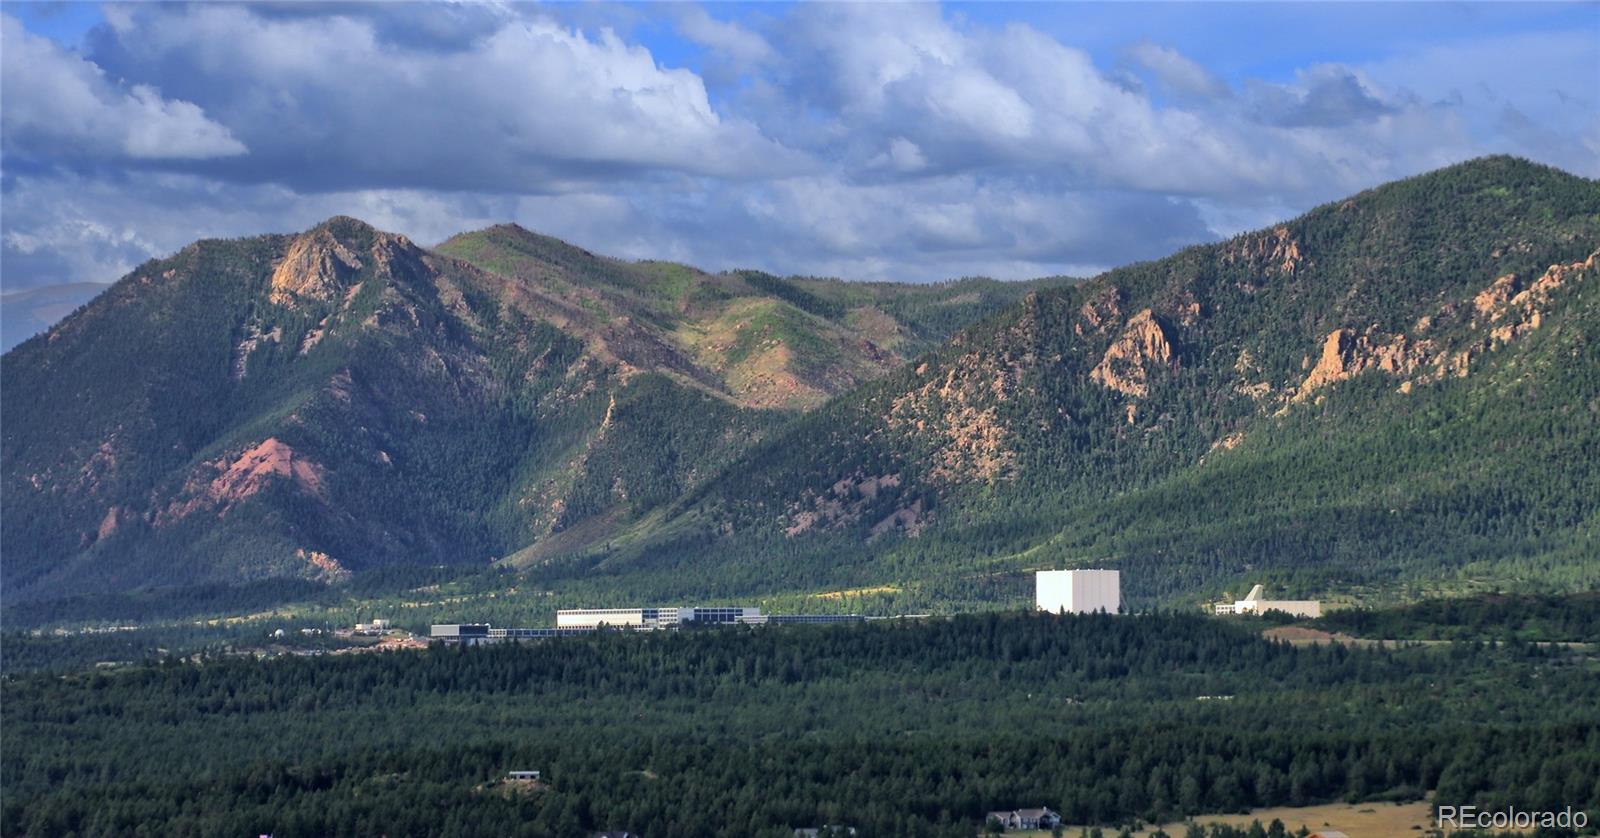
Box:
[1036, 569, 1121, 615]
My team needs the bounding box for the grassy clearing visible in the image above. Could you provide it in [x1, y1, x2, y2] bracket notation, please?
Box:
[1043, 798, 1434, 837]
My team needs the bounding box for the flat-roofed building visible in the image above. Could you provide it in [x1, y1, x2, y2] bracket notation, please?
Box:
[1213, 584, 1322, 618]
[679, 606, 761, 625]
[430, 624, 491, 642]
[437, 606, 869, 644]
[760, 614, 865, 625]
[556, 606, 766, 630]
[556, 608, 647, 629]
[1036, 569, 1121, 615]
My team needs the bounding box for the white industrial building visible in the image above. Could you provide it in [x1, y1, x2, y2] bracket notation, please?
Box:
[556, 606, 764, 630]
[433, 607, 865, 644]
[1213, 584, 1322, 618]
[1036, 569, 1121, 615]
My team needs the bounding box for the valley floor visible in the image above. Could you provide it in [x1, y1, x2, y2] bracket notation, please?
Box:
[4, 608, 1597, 836]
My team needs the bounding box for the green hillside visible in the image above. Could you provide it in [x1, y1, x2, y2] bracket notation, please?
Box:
[434, 223, 1066, 408]
[0, 219, 1050, 604]
[3, 157, 1596, 618]
[545, 156, 1600, 608]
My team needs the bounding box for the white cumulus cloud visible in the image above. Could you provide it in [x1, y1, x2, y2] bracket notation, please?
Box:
[0, 14, 246, 161]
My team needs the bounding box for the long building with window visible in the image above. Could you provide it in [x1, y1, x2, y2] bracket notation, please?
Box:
[433, 606, 865, 643]
[554, 606, 766, 630]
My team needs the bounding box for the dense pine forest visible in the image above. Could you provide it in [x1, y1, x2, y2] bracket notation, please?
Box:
[5, 612, 1598, 837]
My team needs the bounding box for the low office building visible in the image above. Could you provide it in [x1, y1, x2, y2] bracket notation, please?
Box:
[435, 607, 864, 644]
[760, 614, 867, 626]
[556, 608, 685, 630]
[428, 620, 489, 642]
[1213, 584, 1322, 618]
[1036, 569, 1121, 614]
[556, 606, 861, 630]
[555, 606, 763, 630]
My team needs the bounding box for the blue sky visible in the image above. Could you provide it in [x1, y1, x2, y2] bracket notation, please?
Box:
[2, 2, 1596, 290]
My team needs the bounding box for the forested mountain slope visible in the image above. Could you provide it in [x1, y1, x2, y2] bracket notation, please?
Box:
[567, 156, 1600, 604]
[1, 218, 1050, 602]
[5, 157, 1595, 610]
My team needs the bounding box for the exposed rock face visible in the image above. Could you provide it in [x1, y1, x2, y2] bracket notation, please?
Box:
[1289, 250, 1597, 403]
[1224, 225, 1304, 276]
[1090, 309, 1174, 398]
[232, 322, 283, 380]
[1233, 349, 1272, 402]
[1479, 250, 1598, 342]
[869, 498, 926, 539]
[96, 505, 129, 542]
[1473, 273, 1520, 318]
[1297, 329, 1359, 398]
[1173, 290, 1203, 327]
[270, 229, 364, 306]
[162, 438, 328, 523]
[784, 472, 906, 536]
[1293, 328, 1437, 402]
[889, 359, 1018, 484]
[1074, 286, 1122, 337]
[887, 307, 1037, 485]
[296, 548, 350, 581]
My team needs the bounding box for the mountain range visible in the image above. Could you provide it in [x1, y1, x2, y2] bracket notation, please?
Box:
[3, 156, 1597, 609]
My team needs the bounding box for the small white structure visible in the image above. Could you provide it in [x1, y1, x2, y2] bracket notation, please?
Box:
[1036, 569, 1121, 615]
[1214, 584, 1322, 618]
[985, 807, 1061, 830]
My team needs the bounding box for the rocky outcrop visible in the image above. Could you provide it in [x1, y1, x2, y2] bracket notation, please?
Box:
[161, 438, 328, 524]
[886, 306, 1038, 485]
[784, 472, 908, 536]
[1293, 328, 1437, 402]
[296, 548, 350, 582]
[869, 498, 927, 539]
[1074, 286, 1122, 337]
[95, 505, 131, 542]
[1290, 250, 1596, 403]
[269, 229, 364, 307]
[889, 358, 1019, 484]
[1472, 272, 1521, 318]
[1232, 349, 1272, 402]
[1223, 225, 1305, 276]
[1090, 309, 1174, 399]
[1477, 250, 1598, 343]
[1297, 329, 1359, 398]
[232, 322, 283, 380]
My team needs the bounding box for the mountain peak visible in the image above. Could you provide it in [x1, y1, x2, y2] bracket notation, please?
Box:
[310, 215, 378, 236]
[269, 227, 367, 306]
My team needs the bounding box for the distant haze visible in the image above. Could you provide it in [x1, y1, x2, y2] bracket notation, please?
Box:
[0, 283, 108, 352]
